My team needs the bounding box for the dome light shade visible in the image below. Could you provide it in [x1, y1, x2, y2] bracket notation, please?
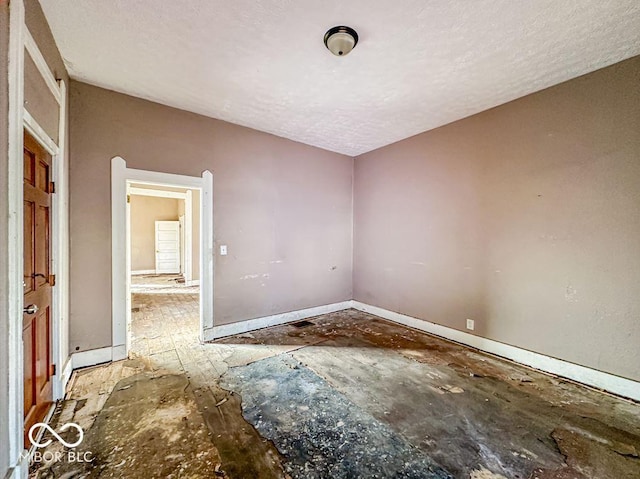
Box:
[324, 26, 358, 56]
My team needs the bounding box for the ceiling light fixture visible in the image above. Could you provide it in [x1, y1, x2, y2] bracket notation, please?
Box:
[324, 26, 358, 57]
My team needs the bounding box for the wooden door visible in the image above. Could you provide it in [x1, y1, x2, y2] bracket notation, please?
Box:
[155, 221, 181, 273]
[23, 131, 54, 445]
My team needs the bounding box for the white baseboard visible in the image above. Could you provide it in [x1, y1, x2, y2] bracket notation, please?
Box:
[352, 301, 640, 402]
[131, 269, 155, 275]
[7, 449, 29, 479]
[112, 344, 127, 361]
[76, 299, 638, 401]
[71, 346, 114, 370]
[205, 301, 353, 340]
[58, 358, 73, 398]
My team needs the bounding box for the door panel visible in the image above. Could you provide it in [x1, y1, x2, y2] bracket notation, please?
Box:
[36, 204, 50, 285]
[24, 149, 35, 185]
[36, 307, 51, 393]
[24, 201, 35, 295]
[23, 322, 35, 420]
[23, 131, 54, 446]
[36, 159, 50, 193]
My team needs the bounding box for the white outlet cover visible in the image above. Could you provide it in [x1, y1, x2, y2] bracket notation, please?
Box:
[466, 319, 475, 331]
[220, 245, 227, 255]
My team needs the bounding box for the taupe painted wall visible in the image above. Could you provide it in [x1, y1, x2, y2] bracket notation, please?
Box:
[24, 0, 67, 141]
[69, 81, 353, 352]
[130, 195, 180, 271]
[1, 2, 11, 474]
[354, 56, 640, 382]
[24, 52, 58, 141]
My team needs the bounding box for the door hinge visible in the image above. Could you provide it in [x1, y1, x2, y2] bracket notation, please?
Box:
[50, 364, 56, 376]
[50, 181, 56, 193]
[127, 194, 131, 203]
[49, 274, 56, 286]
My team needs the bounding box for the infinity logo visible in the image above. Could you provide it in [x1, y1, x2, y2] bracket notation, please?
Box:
[28, 422, 84, 448]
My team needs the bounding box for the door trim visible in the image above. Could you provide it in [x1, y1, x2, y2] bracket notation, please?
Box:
[23, 92, 70, 405]
[129, 186, 187, 199]
[23, 110, 58, 155]
[111, 157, 214, 357]
[22, 96, 69, 407]
[23, 27, 62, 105]
[6, 1, 69, 475]
[179, 215, 185, 276]
[6, 0, 27, 474]
[184, 190, 193, 284]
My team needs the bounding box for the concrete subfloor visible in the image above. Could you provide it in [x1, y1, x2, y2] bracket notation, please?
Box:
[31, 293, 640, 478]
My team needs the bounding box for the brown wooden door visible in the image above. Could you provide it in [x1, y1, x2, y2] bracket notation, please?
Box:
[23, 131, 54, 446]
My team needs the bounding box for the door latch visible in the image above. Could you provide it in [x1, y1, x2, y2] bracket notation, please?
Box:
[23, 304, 39, 315]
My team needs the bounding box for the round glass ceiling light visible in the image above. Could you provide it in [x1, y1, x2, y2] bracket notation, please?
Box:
[324, 26, 358, 57]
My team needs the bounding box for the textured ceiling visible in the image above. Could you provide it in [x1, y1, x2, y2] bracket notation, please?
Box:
[40, 0, 640, 156]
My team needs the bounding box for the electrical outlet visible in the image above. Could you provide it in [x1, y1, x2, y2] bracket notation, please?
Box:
[466, 319, 475, 331]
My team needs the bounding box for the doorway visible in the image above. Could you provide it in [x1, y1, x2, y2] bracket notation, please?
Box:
[127, 183, 202, 355]
[111, 157, 214, 360]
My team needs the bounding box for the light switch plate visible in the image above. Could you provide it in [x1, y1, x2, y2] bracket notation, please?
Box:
[220, 245, 227, 256]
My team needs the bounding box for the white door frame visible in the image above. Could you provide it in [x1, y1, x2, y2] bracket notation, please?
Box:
[184, 190, 194, 284]
[23, 108, 70, 402]
[6, 2, 26, 475]
[111, 157, 214, 358]
[179, 214, 186, 276]
[23, 12, 71, 405]
[5, 1, 70, 476]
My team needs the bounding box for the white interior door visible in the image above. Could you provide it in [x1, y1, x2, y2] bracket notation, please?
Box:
[155, 221, 180, 273]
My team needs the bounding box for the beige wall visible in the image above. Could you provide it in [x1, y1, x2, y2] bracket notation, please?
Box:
[69, 81, 353, 351]
[354, 56, 640, 382]
[132, 184, 200, 279]
[130, 195, 180, 271]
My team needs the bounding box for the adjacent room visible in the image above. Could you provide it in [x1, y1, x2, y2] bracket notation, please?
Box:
[1, 1, 639, 478]
[127, 182, 202, 360]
